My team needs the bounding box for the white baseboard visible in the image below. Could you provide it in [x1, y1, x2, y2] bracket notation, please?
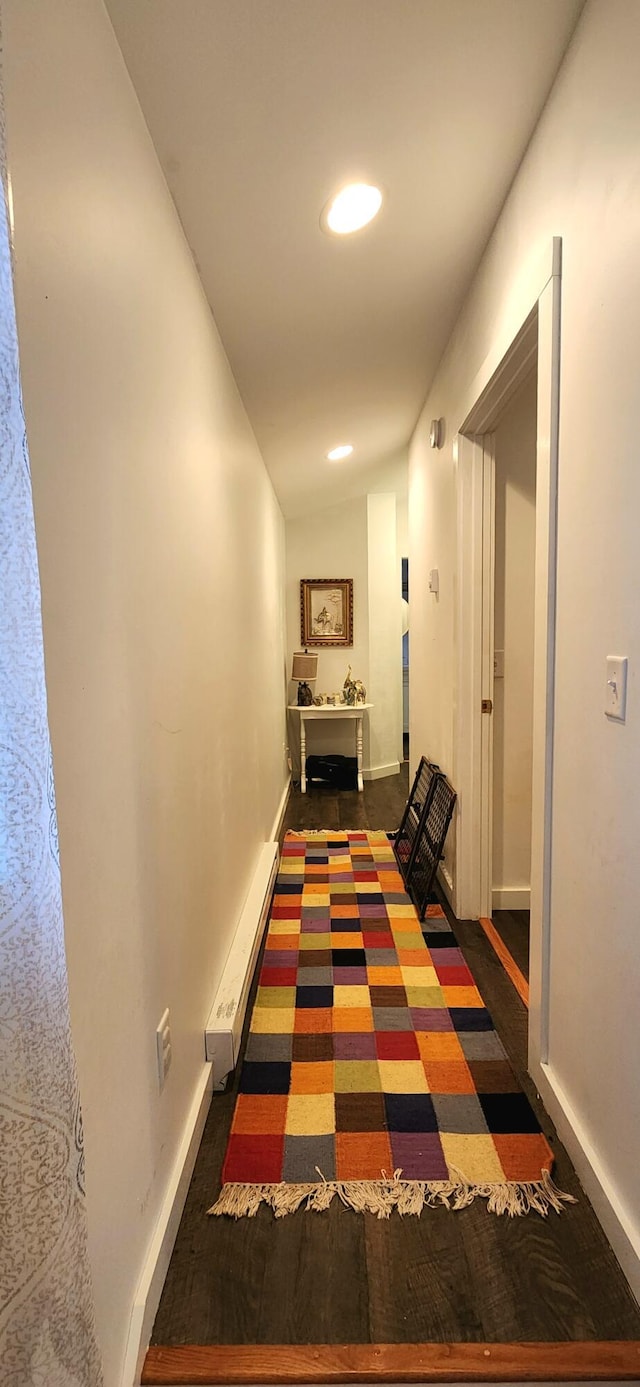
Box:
[205, 843, 278, 1086]
[268, 774, 291, 843]
[362, 761, 400, 782]
[120, 1062, 213, 1387]
[531, 1056, 640, 1305]
[492, 886, 530, 910]
[437, 862, 454, 907]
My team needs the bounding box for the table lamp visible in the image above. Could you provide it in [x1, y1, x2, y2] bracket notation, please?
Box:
[291, 650, 318, 706]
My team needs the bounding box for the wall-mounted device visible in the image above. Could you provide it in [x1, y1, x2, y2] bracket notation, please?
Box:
[605, 655, 628, 721]
[428, 568, 439, 597]
[156, 1008, 172, 1091]
[429, 418, 443, 449]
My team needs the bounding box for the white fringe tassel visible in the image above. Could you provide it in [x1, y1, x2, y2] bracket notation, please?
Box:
[208, 1167, 575, 1221]
[285, 829, 391, 837]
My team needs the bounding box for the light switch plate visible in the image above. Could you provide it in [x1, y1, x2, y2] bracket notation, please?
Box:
[494, 650, 505, 679]
[605, 655, 628, 721]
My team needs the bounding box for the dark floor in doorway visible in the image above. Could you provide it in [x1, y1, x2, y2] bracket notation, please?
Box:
[151, 768, 640, 1346]
[492, 908, 530, 981]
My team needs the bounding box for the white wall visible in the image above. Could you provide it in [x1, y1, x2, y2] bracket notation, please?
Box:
[285, 492, 402, 778]
[397, 497, 409, 563]
[410, 0, 640, 1286]
[492, 373, 537, 902]
[2, 1, 287, 1384]
[366, 452, 409, 558]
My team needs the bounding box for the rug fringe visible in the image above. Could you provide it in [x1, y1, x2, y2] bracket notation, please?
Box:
[208, 1168, 575, 1221]
[285, 829, 394, 839]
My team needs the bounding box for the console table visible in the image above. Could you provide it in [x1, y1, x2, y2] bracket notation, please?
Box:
[287, 704, 373, 793]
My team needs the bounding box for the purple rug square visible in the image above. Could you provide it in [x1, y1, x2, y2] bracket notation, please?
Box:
[301, 917, 332, 932]
[410, 1007, 454, 1032]
[390, 1131, 448, 1180]
[359, 903, 388, 918]
[333, 966, 368, 984]
[331, 872, 355, 882]
[265, 950, 299, 968]
[428, 947, 465, 967]
[333, 1032, 377, 1059]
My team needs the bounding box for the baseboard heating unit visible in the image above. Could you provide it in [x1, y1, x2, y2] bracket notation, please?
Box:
[205, 840, 279, 1089]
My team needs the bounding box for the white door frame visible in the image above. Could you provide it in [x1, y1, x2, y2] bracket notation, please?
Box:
[452, 237, 562, 1070]
[478, 434, 496, 923]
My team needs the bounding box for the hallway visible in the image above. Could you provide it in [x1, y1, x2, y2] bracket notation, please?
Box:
[3, 2, 640, 1383]
[148, 773, 640, 1354]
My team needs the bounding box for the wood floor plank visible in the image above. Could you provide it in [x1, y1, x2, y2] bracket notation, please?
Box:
[364, 1206, 486, 1343]
[491, 910, 530, 981]
[289, 787, 341, 830]
[142, 1340, 640, 1385]
[281, 766, 409, 837]
[478, 916, 529, 1007]
[439, 911, 640, 1341]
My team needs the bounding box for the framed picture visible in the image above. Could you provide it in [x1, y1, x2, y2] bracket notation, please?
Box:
[300, 578, 353, 647]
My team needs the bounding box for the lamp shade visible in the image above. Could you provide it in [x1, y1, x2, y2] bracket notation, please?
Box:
[291, 651, 318, 682]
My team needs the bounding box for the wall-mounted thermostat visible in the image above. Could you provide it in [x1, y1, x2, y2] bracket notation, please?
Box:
[428, 568, 439, 596]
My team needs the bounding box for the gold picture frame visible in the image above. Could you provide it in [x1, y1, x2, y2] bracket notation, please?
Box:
[300, 578, 353, 647]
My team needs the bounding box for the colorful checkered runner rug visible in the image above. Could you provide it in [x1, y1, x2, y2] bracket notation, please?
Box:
[209, 831, 572, 1219]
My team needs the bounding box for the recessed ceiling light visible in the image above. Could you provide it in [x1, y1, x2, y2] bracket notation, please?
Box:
[327, 444, 354, 461]
[321, 183, 383, 236]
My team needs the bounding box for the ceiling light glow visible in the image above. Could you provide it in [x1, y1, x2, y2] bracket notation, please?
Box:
[323, 183, 383, 236]
[327, 444, 354, 461]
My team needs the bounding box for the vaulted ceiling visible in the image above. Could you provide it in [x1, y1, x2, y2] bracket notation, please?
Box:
[105, 0, 583, 516]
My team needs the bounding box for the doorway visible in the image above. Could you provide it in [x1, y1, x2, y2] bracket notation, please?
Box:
[490, 370, 537, 980]
[453, 237, 562, 1080]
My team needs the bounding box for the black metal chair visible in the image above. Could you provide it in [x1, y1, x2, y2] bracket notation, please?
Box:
[393, 756, 439, 883]
[406, 773, 457, 920]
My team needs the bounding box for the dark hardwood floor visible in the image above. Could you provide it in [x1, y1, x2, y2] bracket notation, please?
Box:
[151, 770, 640, 1347]
[280, 765, 411, 835]
[492, 909, 530, 981]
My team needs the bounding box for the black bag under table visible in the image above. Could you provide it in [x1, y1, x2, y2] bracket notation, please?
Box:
[304, 754, 358, 789]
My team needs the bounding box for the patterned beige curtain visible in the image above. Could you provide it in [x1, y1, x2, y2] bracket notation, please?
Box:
[0, 87, 103, 1387]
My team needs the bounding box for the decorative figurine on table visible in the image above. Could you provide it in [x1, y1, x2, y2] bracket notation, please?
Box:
[343, 666, 367, 706]
[343, 667, 357, 705]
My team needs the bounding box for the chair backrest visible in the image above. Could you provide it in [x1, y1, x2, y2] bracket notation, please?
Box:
[407, 774, 457, 920]
[393, 756, 439, 881]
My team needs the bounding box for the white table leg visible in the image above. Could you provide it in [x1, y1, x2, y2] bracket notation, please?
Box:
[356, 713, 364, 792]
[300, 714, 307, 793]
